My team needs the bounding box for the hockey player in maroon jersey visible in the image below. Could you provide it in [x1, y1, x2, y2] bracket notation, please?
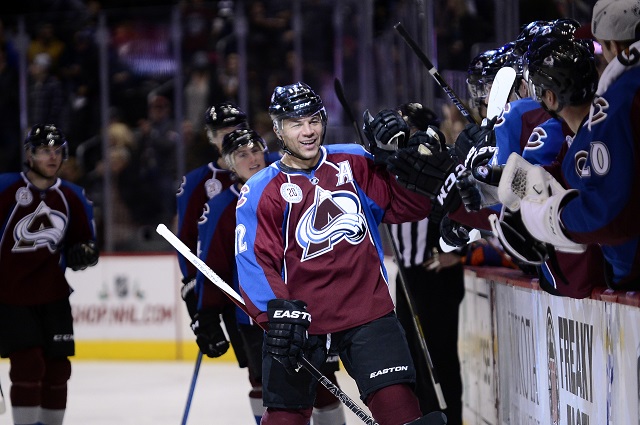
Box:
[235, 82, 446, 425]
[0, 124, 98, 425]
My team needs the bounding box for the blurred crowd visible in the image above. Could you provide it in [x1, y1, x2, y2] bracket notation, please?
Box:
[0, 0, 590, 252]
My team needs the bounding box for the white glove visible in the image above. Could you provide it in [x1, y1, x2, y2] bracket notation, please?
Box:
[520, 190, 586, 254]
[498, 152, 563, 211]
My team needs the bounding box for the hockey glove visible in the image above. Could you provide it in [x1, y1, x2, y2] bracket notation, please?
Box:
[387, 145, 465, 213]
[66, 241, 99, 271]
[266, 299, 311, 374]
[439, 216, 472, 248]
[456, 167, 502, 212]
[489, 209, 547, 266]
[520, 189, 586, 254]
[191, 308, 230, 358]
[363, 109, 409, 165]
[406, 126, 447, 152]
[453, 116, 497, 163]
[181, 277, 198, 319]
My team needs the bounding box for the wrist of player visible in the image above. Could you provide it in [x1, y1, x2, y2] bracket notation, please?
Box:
[181, 278, 198, 319]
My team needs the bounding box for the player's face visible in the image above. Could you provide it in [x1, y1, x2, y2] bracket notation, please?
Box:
[28, 145, 64, 178]
[232, 144, 266, 182]
[278, 113, 324, 167]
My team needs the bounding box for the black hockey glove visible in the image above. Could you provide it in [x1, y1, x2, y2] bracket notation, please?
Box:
[405, 126, 447, 152]
[266, 299, 311, 374]
[191, 308, 230, 358]
[66, 241, 99, 271]
[440, 216, 472, 248]
[181, 277, 198, 319]
[489, 209, 547, 266]
[453, 116, 497, 163]
[363, 109, 409, 165]
[456, 164, 504, 212]
[387, 145, 464, 213]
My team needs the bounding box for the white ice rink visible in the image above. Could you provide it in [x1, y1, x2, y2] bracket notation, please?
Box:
[0, 359, 368, 425]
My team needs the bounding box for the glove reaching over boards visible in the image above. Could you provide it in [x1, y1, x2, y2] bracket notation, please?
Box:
[387, 142, 465, 215]
[453, 116, 497, 163]
[266, 299, 311, 374]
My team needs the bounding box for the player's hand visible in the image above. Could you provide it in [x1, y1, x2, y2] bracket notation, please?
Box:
[66, 241, 99, 271]
[406, 126, 446, 152]
[266, 299, 311, 374]
[191, 308, 230, 358]
[453, 116, 497, 163]
[387, 145, 464, 213]
[439, 216, 472, 248]
[489, 209, 547, 265]
[363, 109, 409, 165]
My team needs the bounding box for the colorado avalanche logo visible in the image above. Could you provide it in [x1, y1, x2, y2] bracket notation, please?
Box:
[13, 201, 67, 252]
[525, 127, 547, 150]
[296, 186, 367, 261]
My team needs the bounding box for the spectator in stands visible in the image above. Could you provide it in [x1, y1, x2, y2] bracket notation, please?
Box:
[27, 22, 66, 72]
[0, 43, 21, 172]
[124, 94, 179, 228]
[28, 52, 66, 127]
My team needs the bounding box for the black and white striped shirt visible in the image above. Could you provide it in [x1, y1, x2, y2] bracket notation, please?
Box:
[388, 218, 440, 269]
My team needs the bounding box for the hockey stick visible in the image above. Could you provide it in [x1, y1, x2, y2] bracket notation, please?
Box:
[0, 378, 6, 414]
[334, 78, 366, 147]
[394, 22, 477, 125]
[333, 78, 447, 410]
[181, 350, 203, 425]
[156, 224, 379, 425]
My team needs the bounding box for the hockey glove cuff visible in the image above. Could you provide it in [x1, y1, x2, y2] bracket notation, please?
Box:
[191, 308, 230, 358]
[520, 190, 585, 254]
[489, 209, 547, 265]
[181, 277, 198, 319]
[266, 299, 311, 374]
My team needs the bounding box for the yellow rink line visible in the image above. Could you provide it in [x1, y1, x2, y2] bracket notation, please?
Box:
[73, 341, 239, 362]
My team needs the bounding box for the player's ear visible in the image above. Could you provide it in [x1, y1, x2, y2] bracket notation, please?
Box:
[273, 125, 282, 140]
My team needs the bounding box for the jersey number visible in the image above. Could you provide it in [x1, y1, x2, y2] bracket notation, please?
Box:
[235, 224, 247, 255]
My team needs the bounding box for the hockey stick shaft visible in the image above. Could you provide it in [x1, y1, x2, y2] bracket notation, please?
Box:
[181, 350, 203, 425]
[394, 22, 477, 125]
[0, 377, 6, 414]
[332, 78, 447, 409]
[334, 78, 366, 147]
[156, 224, 379, 425]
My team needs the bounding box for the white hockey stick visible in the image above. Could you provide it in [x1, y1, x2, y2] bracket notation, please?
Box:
[0, 378, 6, 414]
[484, 67, 516, 124]
[439, 66, 517, 252]
[156, 224, 380, 425]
